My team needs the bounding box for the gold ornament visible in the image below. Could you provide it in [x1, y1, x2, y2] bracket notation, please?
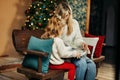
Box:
[25, 20, 29, 22]
[46, 8, 48, 10]
[27, 16, 30, 18]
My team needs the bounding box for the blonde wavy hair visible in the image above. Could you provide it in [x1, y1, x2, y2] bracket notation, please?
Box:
[55, 2, 73, 35]
[41, 15, 65, 39]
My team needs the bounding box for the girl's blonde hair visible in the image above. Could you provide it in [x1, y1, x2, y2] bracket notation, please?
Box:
[41, 15, 65, 39]
[55, 2, 73, 35]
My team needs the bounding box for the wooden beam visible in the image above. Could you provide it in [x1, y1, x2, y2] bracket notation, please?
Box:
[85, 0, 91, 34]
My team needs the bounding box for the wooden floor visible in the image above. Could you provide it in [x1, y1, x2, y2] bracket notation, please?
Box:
[0, 63, 116, 80]
[96, 63, 115, 80]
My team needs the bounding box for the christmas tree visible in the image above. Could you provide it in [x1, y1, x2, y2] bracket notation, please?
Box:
[22, 0, 57, 30]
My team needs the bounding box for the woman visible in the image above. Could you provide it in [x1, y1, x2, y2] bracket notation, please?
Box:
[55, 2, 96, 80]
[41, 15, 81, 80]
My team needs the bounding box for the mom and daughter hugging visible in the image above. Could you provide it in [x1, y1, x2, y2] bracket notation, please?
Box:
[40, 2, 96, 80]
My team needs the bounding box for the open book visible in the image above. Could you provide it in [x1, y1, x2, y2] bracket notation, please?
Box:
[71, 47, 90, 57]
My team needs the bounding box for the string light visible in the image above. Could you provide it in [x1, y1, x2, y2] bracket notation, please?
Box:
[44, 18, 46, 20]
[23, 0, 56, 30]
[31, 22, 33, 25]
[36, 11, 39, 15]
[34, 6, 36, 8]
[37, 3, 40, 6]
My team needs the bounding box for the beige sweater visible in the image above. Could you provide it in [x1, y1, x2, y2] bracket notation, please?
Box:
[50, 37, 78, 65]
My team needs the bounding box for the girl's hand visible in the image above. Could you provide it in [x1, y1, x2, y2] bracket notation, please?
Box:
[81, 42, 88, 51]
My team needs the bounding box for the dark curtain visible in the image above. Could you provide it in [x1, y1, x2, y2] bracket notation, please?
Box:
[89, 0, 103, 35]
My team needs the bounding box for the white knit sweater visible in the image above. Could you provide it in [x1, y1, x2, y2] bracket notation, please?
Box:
[60, 19, 90, 55]
[50, 37, 78, 65]
[60, 19, 84, 48]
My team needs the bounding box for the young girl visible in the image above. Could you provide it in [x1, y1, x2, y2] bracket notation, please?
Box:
[41, 15, 81, 80]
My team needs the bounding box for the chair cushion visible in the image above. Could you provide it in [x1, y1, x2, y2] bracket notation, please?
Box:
[22, 36, 53, 73]
[85, 33, 105, 58]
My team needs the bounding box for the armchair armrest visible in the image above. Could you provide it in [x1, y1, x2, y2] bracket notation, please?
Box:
[23, 50, 48, 57]
[22, 50, 48, 72]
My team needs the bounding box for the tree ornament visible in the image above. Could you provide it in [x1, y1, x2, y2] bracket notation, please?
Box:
[43, 5, 46, 8]
[38, 23, 42, 26]
[27, 16, 30, 18]
[39, 15, 43, 19]
[25, 20, 29, 22]
[32, 0, 35, 2]
[46, 8, 48, 10]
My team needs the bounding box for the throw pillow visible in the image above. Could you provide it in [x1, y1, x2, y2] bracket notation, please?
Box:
[83, 37, 99, 59]
[85, 33, 105, 58]
[22, 36, 54, 73]
[87, 45, 93, 58]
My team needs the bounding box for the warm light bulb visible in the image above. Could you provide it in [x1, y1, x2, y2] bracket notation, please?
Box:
[31, 22, 33, 25]
[37, 4, 40, 6]
[44, 18, 46, 20]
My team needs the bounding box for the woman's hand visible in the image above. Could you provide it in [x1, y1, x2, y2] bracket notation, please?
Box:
[81, 42, 88, 51]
